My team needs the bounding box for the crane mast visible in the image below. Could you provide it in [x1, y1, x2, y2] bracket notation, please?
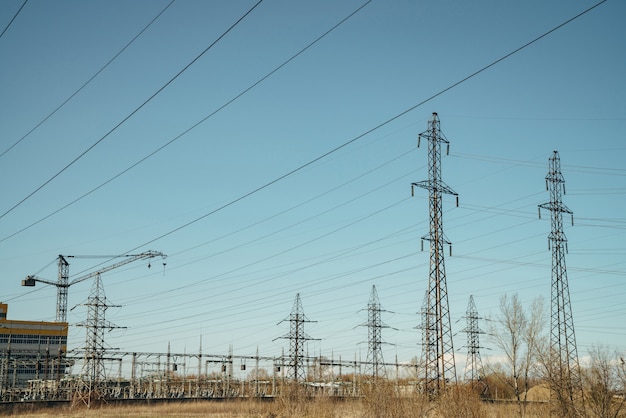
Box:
[57, 255, 70, 323]
[22, 251, 166, 322]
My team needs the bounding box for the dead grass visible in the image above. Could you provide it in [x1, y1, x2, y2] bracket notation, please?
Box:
[3, 400, 280, 418]
[481, 402, 551, 418]
[1, 396, 553, 418]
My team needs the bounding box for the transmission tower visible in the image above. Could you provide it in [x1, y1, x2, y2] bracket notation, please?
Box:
[462, 295, 487, 394]
[412, 112, 458, 395]
[538, 150, 584, 413]
[276, 293, 318, 382]
[362, 285, 389, 378]
[417, 290, 432, 378]
[74, 273, 124, 407]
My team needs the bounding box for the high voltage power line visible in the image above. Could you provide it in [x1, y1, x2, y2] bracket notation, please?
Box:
[0, 0, 606, 255]
[452, 152, 626, 176]
[0, 0, 27, 40]
[0, 0, 373, 244]
[121, 0, 608, 255]
[0, 0, 607, 251]
[3, 0, 620, 366]
[0, 0, 265, 221]
[0, 0, 176, 159]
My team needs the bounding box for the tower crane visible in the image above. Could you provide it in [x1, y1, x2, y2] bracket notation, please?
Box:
[21, 251, 166, 323]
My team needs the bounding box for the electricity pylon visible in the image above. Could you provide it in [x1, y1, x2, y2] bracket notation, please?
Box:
[362, 285, 389, 378]
[538, 150, 584, 415]
[412, 112, 458, 395]
[276, 293, 318, 382]
[462, 295, 487, 394]
[74, 274, 125, 407]
[416, 290, 432, 379]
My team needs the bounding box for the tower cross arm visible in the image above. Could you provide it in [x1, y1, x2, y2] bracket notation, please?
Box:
[538, 201, 573, 215]
[412, 181, 459, 204]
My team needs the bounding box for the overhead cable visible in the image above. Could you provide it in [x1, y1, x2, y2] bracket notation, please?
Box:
[0, 0, 373, 244]
[126, 0, 608, 253]
[0, 0, 264, 221]
[0, 0, 176, 159]
[0, 0, 27, 40]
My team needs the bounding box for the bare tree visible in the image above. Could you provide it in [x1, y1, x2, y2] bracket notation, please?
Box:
[487, 293, 546, 418]
[584, 345, 626, 418]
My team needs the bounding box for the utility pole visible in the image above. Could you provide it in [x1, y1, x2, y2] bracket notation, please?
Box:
[538, 150, 584, 415]
[462, 295, 487, 394]
[276, 293, 318, 382]
[412, 112, 458, 395]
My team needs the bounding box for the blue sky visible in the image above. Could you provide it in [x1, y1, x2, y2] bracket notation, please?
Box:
[1, 0, 624, 377]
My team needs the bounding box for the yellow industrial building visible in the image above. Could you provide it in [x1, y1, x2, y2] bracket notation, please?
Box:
[0, 303, 68, 388]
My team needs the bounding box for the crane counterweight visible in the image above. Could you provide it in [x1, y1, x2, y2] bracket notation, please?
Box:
[21, 276, 36, 287]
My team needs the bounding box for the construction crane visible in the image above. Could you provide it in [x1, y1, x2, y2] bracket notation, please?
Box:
[22, 251, 166, 323]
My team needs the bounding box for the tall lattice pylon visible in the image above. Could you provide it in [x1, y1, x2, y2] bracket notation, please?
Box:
[412, 112, 458, 395]
[74, 273, 123, 407]
[416, 290, 432, 380]
[362, 285, 389, 378]
[538, 150, 584, 414]
[462, 295, 487, 394]
[276, 293, 318, 382]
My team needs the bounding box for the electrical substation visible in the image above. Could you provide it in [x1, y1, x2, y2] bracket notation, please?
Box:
[1, 1, 621, 416]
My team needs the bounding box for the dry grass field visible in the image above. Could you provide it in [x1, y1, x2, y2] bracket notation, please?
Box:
[0, 400, 553, 418]
[2, 387, 555, 418]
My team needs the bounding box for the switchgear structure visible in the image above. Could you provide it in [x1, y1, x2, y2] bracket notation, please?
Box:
[538, 151, 584, 414]
[412, 112, 458, 395]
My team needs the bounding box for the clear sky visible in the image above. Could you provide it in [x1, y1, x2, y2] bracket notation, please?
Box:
[1, 0, 624, 378]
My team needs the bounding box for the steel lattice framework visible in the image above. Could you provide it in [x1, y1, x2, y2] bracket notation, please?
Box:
[462, 295, 487, 393]
[538, 150, 584, 413]
[412, 112, 458, 395]
[75, 274, 124, 407]
[23, 252, 165, 323]
[277, 293, 317, 382]
[363, 285, 388, 378]
[417, 290, 433, 374]
[56, 255, 70, 323]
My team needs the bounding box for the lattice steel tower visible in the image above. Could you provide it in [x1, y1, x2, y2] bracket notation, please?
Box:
[417, 290, 432, 375]
[538, 150, 584, 413]
[363, 285, 388, 378]
[412, 112, 458, 395]
[75, 274, 123, 406]
[56, 255, 70, 322]
[277, 293, 317, 382]
[462, 295, 487, 393]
